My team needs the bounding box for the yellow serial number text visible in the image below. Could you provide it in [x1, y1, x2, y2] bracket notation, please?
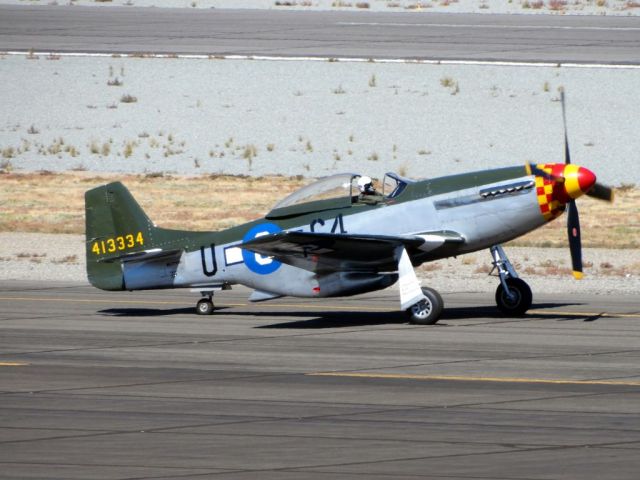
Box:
[91, 232, 144, 255]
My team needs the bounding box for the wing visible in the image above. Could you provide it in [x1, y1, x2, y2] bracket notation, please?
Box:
[241, 231, 463, 273]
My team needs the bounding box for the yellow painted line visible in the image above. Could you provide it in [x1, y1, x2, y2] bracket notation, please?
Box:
[0, 362, 29, 366]
[0, 296, 388, 311]
[529, 309, 640, 318]
[0, 296, 637, 316]
[0, 296, 187, 306]
[307, 372, 640, 386]
[254, 303, 389, 311]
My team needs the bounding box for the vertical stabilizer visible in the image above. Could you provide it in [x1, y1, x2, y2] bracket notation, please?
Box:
[85, 182, 157, 290]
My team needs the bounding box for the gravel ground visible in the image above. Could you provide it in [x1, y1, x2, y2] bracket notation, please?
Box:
[1, 55, 638, 185]
[1, 0, 638, 16]
[2, 232, 638, 295]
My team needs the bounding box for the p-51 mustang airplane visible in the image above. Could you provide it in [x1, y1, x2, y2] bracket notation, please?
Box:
[85, 94, 613, 325]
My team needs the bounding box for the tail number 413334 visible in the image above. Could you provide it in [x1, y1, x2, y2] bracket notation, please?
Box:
[91, 232, 144, 255]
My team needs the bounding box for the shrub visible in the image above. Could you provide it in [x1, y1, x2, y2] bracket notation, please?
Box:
[1, 158, 14, 172]
[243, 144, 258, 160]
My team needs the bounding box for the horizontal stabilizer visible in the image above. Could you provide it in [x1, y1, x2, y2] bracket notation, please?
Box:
[98, 248, 183, 264]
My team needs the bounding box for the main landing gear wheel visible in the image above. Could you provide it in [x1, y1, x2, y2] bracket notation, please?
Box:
[495, 278, 532, 317]
[196, 298, 214, 315]
[407, 287, 444, 325]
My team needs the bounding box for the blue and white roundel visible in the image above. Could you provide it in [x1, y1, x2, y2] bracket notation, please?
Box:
[242, 223, 282, 275]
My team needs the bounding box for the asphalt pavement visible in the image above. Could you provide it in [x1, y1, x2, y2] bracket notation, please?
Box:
[1, 280, 639, 479]
[2, 5, 640, 63]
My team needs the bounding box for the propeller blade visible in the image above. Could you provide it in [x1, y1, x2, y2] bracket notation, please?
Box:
[560, 89, 572, 165]
[586, 182, 615, 202]
[567, 199, 583, 279]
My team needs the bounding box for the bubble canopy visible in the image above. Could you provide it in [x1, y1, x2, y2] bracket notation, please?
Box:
[265, 173, 412, 219]
[272, 173, 358, 210]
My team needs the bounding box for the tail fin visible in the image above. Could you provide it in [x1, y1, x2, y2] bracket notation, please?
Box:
[85, 182, 159, 290]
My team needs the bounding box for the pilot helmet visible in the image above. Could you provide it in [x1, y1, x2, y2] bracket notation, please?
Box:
[357, 175, 374, 194]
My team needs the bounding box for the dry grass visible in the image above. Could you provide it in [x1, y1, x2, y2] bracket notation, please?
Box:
[51, 254, 79, 264]
[0, 172, 307, 234]
[0, 172, 637, 250]
[440, 76, 460, 95]
[548, 0, 567, 10]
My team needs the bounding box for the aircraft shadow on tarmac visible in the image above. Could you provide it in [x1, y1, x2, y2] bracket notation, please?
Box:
[99, 306, 230, 317]
[253, 302, 588, 329]
[98, 302, 596, 328]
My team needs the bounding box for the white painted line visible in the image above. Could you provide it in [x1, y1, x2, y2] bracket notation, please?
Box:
[337, 21, 640, 32]
[3, 51, 640, 69]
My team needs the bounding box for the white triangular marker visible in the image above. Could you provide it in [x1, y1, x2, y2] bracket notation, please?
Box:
[398, 247, 427, 311]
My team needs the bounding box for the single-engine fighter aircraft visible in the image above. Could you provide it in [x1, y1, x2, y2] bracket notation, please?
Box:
[85, 94, 613, 324]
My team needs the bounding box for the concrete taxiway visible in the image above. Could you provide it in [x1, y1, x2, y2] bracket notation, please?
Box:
[1, 280, 639, 479]
[2, 6, 640, 64]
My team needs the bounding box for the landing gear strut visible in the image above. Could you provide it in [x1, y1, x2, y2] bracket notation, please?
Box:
[490, 245, 532, 316]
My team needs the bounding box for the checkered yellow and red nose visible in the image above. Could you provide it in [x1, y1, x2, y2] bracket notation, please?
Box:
[527, 163, 597, 221]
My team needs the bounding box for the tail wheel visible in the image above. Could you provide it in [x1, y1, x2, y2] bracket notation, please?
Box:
[495, 278, 532, 316]
[407, 287, 444, 325]
[196, 298, 214, 315]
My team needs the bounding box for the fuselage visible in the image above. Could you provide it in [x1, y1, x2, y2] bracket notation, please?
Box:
[119, 165, 553, 297]
[87, 162, 597, 298]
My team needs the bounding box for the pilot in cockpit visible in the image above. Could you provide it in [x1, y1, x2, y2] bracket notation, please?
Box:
[356, 176, 384, 205]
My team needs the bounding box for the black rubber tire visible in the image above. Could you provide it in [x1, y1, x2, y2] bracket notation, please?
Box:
[407, 287, 444, 325]
[196, 298, 214, 315]
[495, 278, 532, 316]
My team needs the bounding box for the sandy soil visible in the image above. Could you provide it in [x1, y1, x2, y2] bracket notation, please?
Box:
[1, 55, 639, 185]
